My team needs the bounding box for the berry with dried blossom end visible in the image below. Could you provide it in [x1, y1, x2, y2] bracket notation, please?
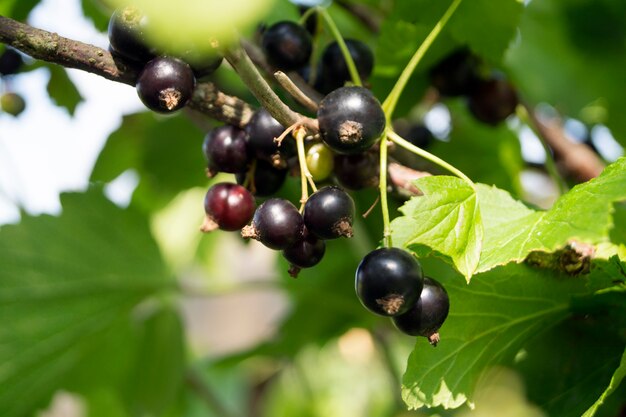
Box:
[136, 56, 195, 113]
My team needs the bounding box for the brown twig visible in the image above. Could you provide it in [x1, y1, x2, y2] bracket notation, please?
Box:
[523, 102, 605, 182]
[274, 71, 319, 113]
[0, 15, 253, 127]
[388, 161, 430, 196]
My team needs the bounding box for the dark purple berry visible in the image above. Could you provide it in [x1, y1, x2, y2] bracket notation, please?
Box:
[392, 277, 450, 346]
[0, 48, 23, 76]
[320, 39, 374, 93]
[245, 109, 296, 165]
[298, 6, 318, 35]
[202, 183, 255, 232]
[317, 86, 386, 155]
[467, 77, 518, 125]
[303, 186, 355, 239]
[429, 48, 481, 97]
[283, 231, 326, 273]
[262, 21, 312, 71]
[355, 248, 424, 316]
[235, 159, 288, 197]
[242, 198, 304, 250]
[203, 125, 250, 174]
[334, 152, 379, 190]
[136, 56, 195, 113]
[108, 6, 154, 63]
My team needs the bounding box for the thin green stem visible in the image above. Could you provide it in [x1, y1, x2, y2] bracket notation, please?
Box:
[379, 134, 392, 247]
[299, 7, 317, 26]
[382, 0, 464, 119]
[388, 130, 474, 186]
[295, 127, 316, 210]
[515, 104, 568, 195]
[316, 6, 362, 86]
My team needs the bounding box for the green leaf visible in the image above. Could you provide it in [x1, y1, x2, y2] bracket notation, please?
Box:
[91, 112, 206, 212]
[610, 202, 626, 246]
[401, 260, 589, 410]
[477, 158, 626, 273]
[0, 188, 171, 417]
[582, 348, 626, 417]
[0, 0, 40, 21]
[46, 65, 84, 115]
[81, 0, 112, 32]
[391, 176, 483, 281]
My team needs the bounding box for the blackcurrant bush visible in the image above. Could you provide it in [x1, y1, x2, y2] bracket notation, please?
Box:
[108, 6, 154, 63]
[320, 39, 374, 93]
[262, 21, 312, 71]
[0, 48, 23, 76]
[333, 152, 379, 190]
[283, 231, 326, 276]
[136, 56, 195, 113]
[202, 183, 255, 232]
[429, 48, 481, 97]
[317, 86, 386, 155]
[242, 198, 304, 250]
[235, 159, 288, 197]
[392, 277, 450, 346]
[303, 186, 355, 239]
[355, 247, 424, 316]
[245, 108, 296, 165]
[1, 92, 26, 116]
[306, 143, 334, 182]
[467, 77, 518, 126]
[203, 125, 250, 174]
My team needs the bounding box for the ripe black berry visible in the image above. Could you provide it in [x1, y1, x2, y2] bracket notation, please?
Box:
[262, 21, 312, 71]
[429, 48, 481, 97]
[392, 277, 450, 346]
[202, 183, 255, 232]
[108, 6, 154, 63]
[235, 159, 288, 197]
[283, 231, 326, 276]
[242, 198, 304, 250]
[203, 125, 250, 174]
[1, 92, 26, 116]
[136, 56, 195, 113]
[467, 77, 518, 125]
[303, 186, 355, 239]
[320, 39, 374, 93]
[333, 152, 379, 190]
[0, 48, 23, 76]
[355, 248, 424, 316]
[245, 109, 295, 165]
[317, 86, 386, 155]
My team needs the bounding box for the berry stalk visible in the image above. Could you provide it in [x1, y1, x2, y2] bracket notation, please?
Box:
[379, 133, 392, 247]
[294, 126, 317, 209]
[316, 6, 363, 87]
[387, 130, 474, 187]
[382, 0, 464, 119]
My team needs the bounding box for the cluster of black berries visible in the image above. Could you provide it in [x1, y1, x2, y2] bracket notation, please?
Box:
[0, 47, 26, 117]
[429, 48, 519, 126]
[108, 6, 222, 113]
[356, 248, 450, 345]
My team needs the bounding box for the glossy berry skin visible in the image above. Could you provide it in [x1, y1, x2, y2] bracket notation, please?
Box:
[283, 232, 326, 268]
[392, 277, 450, 343]
[136, 56, 195, 113]
[245, 109, 295, 163]
[318, 86, 386, 155]
[235, 159, 287, 197]
[262, 21, 312, 71]
[1, 93, 26, 116]
[429, 48, 480, 97]
[333, 152, 379, 190]
[108, 6, 154, 63]
[320, 39, 374, 93]
[203, 125, 250, 173]
[248, 198, 304, 250]
[0, 48, 23, 76]
[303, 186, 355, 239]
[467, 77, 518, 126]
[204, 183, 255, 231]
[355, 248, 424, 317]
